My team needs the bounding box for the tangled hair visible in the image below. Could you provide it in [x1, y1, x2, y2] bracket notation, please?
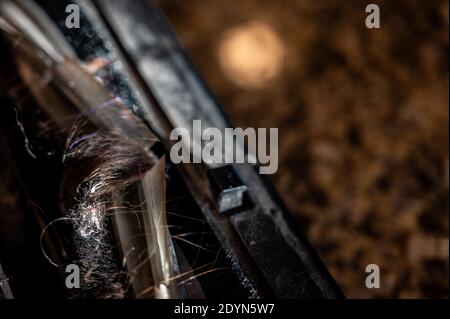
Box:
[60, 106, 158, 298]
[0, 0, 185, 299]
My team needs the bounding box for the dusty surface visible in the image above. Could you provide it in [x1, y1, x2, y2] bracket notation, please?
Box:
[158, 0, 449, 298]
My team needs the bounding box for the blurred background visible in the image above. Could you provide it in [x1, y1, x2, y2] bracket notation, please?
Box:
[157, 0, 449, 298]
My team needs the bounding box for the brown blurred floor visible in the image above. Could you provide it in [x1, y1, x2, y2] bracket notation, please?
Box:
[157, 0, 449, 298]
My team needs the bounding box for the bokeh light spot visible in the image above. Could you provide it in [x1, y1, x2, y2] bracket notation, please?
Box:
[218, 21, 285, 89]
